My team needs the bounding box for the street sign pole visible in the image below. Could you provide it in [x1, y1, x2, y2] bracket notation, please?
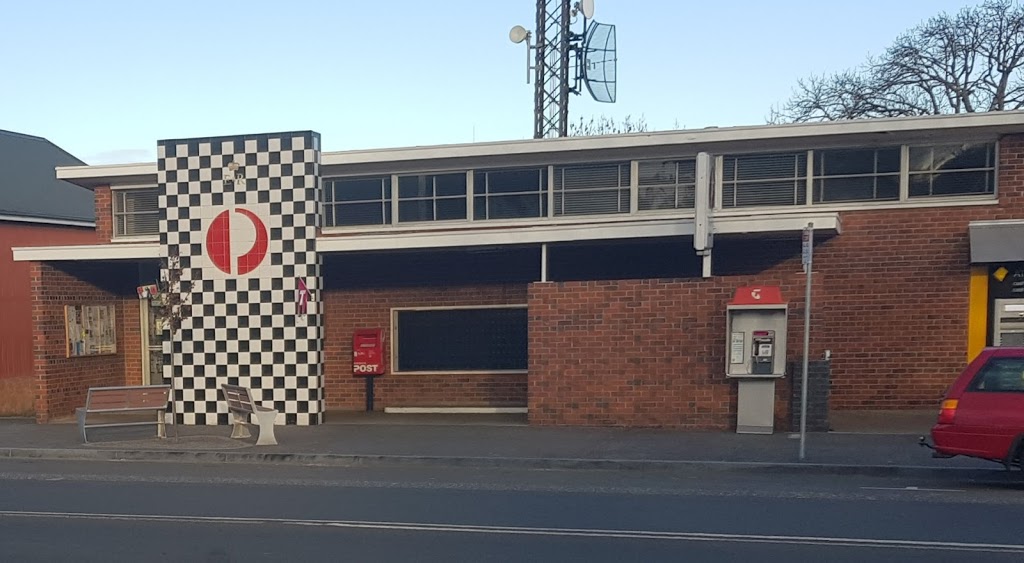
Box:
[800, 222, 814, 461]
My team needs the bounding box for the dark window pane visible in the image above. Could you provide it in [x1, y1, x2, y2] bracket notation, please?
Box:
[931, 171, 992, 196]
[728, 153, 806, 181]
[638, 161, 677, 185]
[726, 181, 805, 207]
[557, 164, 627, 190]
[818, 147, 900, 175]
[398, 175, 433, 198]
[910, 143, 993, 172]
[485, 194, 542, 219]
[434, 173, 467, 197]
[398, 200, 433, 222]
[814, 175, 899, 203]
[396, 308, 528, 372]
[473, 196, 487, 219]
[969, 358, 1024, 392]
[483, 169, 544, 194]
[334, 202, 386, 226]
[332, 178, 385, 202]
[435, 198, 467, 220]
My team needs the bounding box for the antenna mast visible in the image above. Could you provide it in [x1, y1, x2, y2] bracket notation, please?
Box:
[510, 0, 616, 139]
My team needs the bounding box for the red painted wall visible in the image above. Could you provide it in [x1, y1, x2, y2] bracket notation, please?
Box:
[0, 221, 97, 415]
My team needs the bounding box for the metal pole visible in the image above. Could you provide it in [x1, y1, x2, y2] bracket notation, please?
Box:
[799, 222, 814, 461]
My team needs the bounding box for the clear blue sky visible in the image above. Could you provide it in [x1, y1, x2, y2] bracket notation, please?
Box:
[0, 0, 988, 164]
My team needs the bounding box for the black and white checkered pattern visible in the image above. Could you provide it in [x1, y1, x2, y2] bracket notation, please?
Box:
[158, 132, 324, 426]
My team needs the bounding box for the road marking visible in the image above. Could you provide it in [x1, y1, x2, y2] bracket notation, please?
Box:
[0, 510, 1021, 553]
[860, 486, 965, 492]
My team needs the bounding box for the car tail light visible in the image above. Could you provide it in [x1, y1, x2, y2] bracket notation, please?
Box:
[937, 399, 958, 424]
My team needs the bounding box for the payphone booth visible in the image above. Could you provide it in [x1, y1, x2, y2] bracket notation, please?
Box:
[726, 286, 788, 434]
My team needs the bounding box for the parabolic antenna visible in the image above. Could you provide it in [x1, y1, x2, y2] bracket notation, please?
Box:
[581, 0, 595, 19]
[582, 21, 616, 103]
[509, 25, 529, 44]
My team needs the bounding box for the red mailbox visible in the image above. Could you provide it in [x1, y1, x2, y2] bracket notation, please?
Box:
[352, 328, 385, 376]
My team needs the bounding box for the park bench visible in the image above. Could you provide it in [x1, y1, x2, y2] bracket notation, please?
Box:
[76, 385, 172, 444]
[221, 383, 279, 446]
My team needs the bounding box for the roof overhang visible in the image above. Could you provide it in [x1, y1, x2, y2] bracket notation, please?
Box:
[316, 213, 841, 253]
[11, 242, 161, 262]
[55, 111, 1024, 187]
[0, 213, 95, 228]
[969, 220, 1024, 263]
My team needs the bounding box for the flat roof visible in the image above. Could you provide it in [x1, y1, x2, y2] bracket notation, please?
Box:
[56, 111, 1024, 188]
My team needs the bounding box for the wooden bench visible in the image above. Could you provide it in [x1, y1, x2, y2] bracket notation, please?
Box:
[76, 385, 172, 444]
[221, 384, 279, 446]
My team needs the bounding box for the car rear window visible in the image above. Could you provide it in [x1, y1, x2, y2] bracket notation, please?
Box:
[969, 357, 1024, 392]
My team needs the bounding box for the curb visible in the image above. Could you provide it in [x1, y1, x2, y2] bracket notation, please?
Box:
[0, 447, 998, 477]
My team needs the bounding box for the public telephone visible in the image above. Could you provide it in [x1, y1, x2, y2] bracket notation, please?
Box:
[751, 330, 775, 375]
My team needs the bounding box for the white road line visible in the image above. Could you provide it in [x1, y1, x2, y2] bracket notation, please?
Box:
[860, 486, 965, 492]
[0, 510, 1021, 553]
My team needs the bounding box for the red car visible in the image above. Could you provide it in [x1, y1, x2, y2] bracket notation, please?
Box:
[923, 347, 1024, 469]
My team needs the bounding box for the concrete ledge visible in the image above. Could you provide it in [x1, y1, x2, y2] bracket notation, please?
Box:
[0, 446, 1006, 478]
[383, 407, 528, 414]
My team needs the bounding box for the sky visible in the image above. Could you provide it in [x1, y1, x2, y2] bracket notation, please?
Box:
[0, 0, 991, 165]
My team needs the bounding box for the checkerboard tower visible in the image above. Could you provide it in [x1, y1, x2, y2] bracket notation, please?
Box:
[157, 132, 324, 425]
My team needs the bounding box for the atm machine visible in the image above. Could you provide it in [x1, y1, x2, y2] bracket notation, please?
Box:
[993, 299, 1024, 347]
[726, 286, 788, 434]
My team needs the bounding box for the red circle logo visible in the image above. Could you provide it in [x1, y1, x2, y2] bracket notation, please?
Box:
[205, 208, 269, 275]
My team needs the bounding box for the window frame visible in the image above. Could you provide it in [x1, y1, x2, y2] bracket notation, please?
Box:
[473, 167, 549, 221]
[111, 185, 161, 240]
[322, 175, 392, 228]
[389, 304, 529, 375]
[906, 142, 998, 199]
[395, 172, 470, 224]
[552, 161, 632, 217]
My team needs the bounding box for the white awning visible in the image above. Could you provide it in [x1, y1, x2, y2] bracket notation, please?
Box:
[970, 220, 1024, 263]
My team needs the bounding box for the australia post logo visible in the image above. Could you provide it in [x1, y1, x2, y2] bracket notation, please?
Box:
[204, 207, 269, 276]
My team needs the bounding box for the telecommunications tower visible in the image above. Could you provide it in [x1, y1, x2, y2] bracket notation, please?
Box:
[509, 0, 618, 138]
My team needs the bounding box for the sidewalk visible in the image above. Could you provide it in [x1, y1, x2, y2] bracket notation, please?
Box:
[0, 410, 1003, 476]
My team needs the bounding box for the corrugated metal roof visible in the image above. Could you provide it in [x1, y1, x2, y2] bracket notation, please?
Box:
[0, 129, 94, 223]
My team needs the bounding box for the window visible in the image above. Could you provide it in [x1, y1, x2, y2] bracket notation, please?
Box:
[474, 168, 547, 220]
[909, 142, 996, 198]
[721, 152, 807, 208]
[969, 357, 1024, 392]
[813, 147, 900, 203]
[324, 176, 391, 227]
[638, 159, 696, 210]
[113, 187, 160, 237]
[553, 163, 630, 215]
[393, 307, 528, 372]
[398, 173, 467, 222]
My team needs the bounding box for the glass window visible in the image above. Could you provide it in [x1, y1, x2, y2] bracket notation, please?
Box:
[394, 307, 528, 372]
[721, 152, 807, 208]
[473, 168, 547, 220]
[969, 357, 1024, 392]
[397, 173, 467, 222]
[324, 176, 391, 227]
[909, 143, 996, 198]
[638, 159, 696, 211]
[113, 187, 160, 237]
[813, 147, 901, 203]
[553, 163, 630, 216]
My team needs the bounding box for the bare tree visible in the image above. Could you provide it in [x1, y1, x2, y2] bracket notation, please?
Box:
[770, 0, 1024, 123]
[569, 114, 649, 136]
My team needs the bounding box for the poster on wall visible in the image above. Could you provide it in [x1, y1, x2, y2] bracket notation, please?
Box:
[65, 304, 117, 357]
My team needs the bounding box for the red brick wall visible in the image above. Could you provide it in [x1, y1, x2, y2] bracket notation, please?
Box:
[30, 262, 131, 422]
[323, 285, 529, 411]
[94, 186, 112, 243]
[0, 221, 97, 416]
[817, 134, 1024, 410]
[528, 271, 824, 428]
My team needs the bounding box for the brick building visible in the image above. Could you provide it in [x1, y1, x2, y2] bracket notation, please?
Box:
[1, 130, 97, 416]
[13, 112, 1024, 430]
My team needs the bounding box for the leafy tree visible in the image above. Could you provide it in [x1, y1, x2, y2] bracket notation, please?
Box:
[569, 114, 649, 136]
[770, 0, 1024, 123]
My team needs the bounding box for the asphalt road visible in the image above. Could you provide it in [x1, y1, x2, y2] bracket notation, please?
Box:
[0, 459, 1023, 562]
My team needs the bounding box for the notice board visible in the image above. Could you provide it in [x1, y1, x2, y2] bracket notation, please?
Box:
[65, 304, 117, 357]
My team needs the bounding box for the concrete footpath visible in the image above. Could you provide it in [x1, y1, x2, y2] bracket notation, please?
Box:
[0, 410, 1008, 477]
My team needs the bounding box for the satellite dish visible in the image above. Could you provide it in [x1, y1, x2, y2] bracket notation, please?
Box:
[581, 0, 595, 19]
[582, 22, 617, 103]
[509, 25, 529, 44]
